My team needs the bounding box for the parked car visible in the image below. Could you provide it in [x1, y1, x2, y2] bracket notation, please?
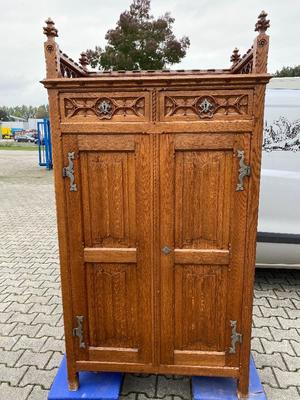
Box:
[256, 77, 300, 269]
[15, 134, 35, 143]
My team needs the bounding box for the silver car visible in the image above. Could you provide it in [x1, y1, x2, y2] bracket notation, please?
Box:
[257, 77, 300, 269]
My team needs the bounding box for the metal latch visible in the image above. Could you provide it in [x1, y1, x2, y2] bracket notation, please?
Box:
[73, 315, 85, 348]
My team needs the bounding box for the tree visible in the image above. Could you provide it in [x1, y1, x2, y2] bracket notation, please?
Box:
[35, 105, 49, 119]
[0, 108, 9, 121]
[0, 105, 49, 120]
[275, 65, 300, 77]
[85, 0, 190, 70]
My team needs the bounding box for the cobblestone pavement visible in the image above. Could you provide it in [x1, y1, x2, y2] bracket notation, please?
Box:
[0, 150, 299, 400]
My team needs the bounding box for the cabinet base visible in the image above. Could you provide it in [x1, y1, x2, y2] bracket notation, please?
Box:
[48, 355, 123, 399]
[192, 355, 266, 399]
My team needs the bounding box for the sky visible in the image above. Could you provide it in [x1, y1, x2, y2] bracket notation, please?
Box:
[0, 0, 299, 106]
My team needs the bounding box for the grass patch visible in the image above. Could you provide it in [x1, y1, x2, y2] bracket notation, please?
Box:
[0, 144, 38, 151]
[0, 141, 38, 151]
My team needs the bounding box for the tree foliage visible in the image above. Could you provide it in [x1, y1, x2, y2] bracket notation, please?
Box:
[0, 105, 49, 120]
[274, 65, 300, 77]
[86, 0, 190, 70]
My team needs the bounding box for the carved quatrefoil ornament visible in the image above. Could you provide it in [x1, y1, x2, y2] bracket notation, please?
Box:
[196, 96, 217, 119]
[96, 98, 115, 119]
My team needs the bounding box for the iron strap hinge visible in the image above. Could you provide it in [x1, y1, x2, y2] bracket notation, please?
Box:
[236, 149, 251, 191]
[63, 152, 77, 192]
[228, 320, 243, 354]
[72, 315, 86, 349]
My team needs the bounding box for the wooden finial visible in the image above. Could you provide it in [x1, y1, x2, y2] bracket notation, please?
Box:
[230, 48, 241, 64]
[79, 52, 89, 70]
[255, 11, 270, 34]
[43, 17, 58, 39]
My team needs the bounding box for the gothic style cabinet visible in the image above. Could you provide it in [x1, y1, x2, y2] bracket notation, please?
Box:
[42, 12, 270, 398]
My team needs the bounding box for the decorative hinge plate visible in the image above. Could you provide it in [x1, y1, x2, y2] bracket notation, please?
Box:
[72, 315, 86, 348]
[229, 320, 242, 354]
[63, 152, 77, 192]
[236, 149, 251, 191]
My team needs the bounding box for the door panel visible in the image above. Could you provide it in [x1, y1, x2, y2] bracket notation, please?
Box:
[64, 134, 152, 365]
[160, 133, 250, 368]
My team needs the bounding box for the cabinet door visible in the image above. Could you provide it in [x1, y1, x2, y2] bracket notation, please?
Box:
[159, 133, 250, 371]
[62, 134, 153, 366]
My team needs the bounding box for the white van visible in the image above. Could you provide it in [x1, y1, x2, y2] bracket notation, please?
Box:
[257, 77, 300, 269]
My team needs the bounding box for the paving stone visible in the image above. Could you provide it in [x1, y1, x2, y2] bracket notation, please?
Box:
[28, 303, 56, 315]
[20, 365, 57, 389]
[258, 366, 278, 387]
[274, 290, 300, 300]
[120, 394, 137, 400]
[16, 349, 52, 369]
[278, 317, 300, 330]
[157, 375, 191, 399]
[0, 364, 28, 385]
[251, 326, 273, 339]
[11, 323, 42, 338]
[0, 311, 14, 323]
[0, 349, 24, 367]
[260, 305, 289, 318]
[35, 324, 64, 339]
[31, 312, 61, 326]
[251, 338, 264, 353]
[0, 335, 21, 350]
[0, 383, 32, 400]
[270, 327, 300, 342]
[264, 385, 300, 400]
[268, 298, 296, 309]
[286, 309, 300, 319]
[12, 336, 47, 352]
[261, 338, 296, 356]
[27, 385, 49, 400]
[290, 340, 300, 356]
[273, 368, 300, 388]
[282, 353, 300, 372]
[25, 295, 53, 305]
[254, 289, 277, 299]
[0, 321, 17, 335]
[253, 315, 281, 329]
[252, 351, 286, 370]
[40, 337, 65, 353]
[252, 305, 262, 317]
[6, 302, 34, 314]
[7, 312, 38, 325]
[253, 297, 270, 307]
[121, 374, 156, 396]
[45, 351, 63, 369]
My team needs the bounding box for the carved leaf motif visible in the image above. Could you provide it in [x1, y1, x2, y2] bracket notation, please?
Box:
[64, 96, 145, 120]
[165, 94, 249, 119]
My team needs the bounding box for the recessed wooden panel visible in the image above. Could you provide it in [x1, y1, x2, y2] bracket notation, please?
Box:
[82, 151, 136, 248]
[174, 265, 227, 352]
[84, 248, 137, 263]
[175, 150, 232, 250]
[86, 263, 138, 348]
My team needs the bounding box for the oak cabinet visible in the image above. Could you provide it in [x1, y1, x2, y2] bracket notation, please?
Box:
[42, 12, 270, 397]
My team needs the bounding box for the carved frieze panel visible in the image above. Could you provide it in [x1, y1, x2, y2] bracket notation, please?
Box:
[60, 92, 149, 122]
[160, 90, 253, 121]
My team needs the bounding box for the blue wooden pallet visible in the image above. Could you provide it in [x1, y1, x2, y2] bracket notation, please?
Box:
[49, 354, 265, 399]
[192, 355, 266, 399]
[48, 356, 123, 400]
